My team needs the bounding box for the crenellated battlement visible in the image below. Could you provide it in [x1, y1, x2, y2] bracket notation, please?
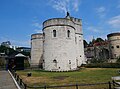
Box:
[43, 18, 73, 28]
[70, 17, 82, 25]
[43, 17, 82, 29]
[31, 33, 43, 40]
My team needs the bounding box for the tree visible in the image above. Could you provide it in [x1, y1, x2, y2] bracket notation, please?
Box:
[95, 38, 104, 43]
[0, 45, 16, 55]
[83, 40, 88, 48]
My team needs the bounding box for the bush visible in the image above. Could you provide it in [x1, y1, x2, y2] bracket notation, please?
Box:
[0, 58, 6, 69]
[0, 59, 5, 66]
[116, 57, 120, 63]
[24, 59, 30, 68]
[85, 63, 120, 68]
[90, 58, 107, 63]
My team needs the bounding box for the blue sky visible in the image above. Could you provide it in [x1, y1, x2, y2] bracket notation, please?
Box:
[0, 0, 120, 47]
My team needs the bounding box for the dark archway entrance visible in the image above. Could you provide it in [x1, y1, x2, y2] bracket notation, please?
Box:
[7, 53, 26, 70]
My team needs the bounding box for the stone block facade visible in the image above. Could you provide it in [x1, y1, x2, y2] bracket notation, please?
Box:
[31, 13, 85, 71]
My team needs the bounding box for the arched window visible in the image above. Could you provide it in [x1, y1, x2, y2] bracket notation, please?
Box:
[67, 30, 70, 37]
[53, 59, 57, 63]
[53, 30, 56, 37]
[53, 59, 57, 67]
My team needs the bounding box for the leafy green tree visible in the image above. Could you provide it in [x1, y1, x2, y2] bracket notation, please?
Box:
[0, 45, 16, 55]
[95, 38, 104, 43]
[21, 51, 30, 57]
[83, 40, 88, 48]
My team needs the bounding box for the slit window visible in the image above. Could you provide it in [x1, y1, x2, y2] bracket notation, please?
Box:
[67, 30, 70, 37]
[53, 30, 56, 37]
[43, 33, 45, 39]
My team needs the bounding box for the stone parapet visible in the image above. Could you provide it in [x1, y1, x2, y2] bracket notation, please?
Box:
[31, 33, 43, 40]
[43, 17, 82, 29]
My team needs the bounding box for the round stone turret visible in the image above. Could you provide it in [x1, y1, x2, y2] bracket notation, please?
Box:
[30, 13, 85, 71]
[31, 33, 43, 68]
[43, 15, 84, 71]
[107, 32, 120, 58]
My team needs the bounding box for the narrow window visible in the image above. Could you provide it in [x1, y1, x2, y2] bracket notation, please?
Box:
[43, 33, 45, 39]
[53, 59, 57, 67]
[116, 45, 119, 48]
[75, 37, 77, 43]
[69, 60, 71, 64]
[111, 46, 114, 49]
[67, 30, 70, 37]
[53, 30, 56, 37]
[69, 60, 71, 69]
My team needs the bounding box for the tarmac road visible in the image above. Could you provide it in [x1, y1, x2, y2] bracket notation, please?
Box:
[0, 70, 17, 89]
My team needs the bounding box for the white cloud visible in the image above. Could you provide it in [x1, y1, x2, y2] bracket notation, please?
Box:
[117, 4, 120, 8]
[0, 36, 30, 47]
[86, 26, 101, 33]
[117, 1, 120, 8]
[51, 0, 68, 14]
[99, 35, 107, 40]
[49, 0, 81, 14]
[32, 21, 43, 33]
[107, 15, 120, 28]
[72, 0, 81, 12]
[12, 40, 30, 47]
[32, 22, 42, 28]
[97, 7, 106, 13]
[84, 34, 107, 43]
[84, 35, 94, 43]
[96, 6, 106, 18]
[34, 29, 43, 33]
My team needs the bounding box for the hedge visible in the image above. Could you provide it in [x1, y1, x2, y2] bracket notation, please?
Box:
[24, 59, 30, 68]
[84, 63, 120, 68]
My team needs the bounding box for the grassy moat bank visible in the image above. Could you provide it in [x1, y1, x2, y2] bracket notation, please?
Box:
[16, 68, 120, 86]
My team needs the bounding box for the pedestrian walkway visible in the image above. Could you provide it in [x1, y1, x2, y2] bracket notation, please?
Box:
[0, 70, 17, 89]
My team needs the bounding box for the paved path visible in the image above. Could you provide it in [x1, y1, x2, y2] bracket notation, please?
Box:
[0, 70, 17, 89]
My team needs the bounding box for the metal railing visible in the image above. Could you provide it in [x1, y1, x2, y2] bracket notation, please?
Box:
[10, 70, 27, 89]
[27, 82, 112, 89]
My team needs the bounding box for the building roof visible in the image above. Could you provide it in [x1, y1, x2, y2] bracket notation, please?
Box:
[31, 33, 43, 37]
[17, 47, 31, 49]
[107, 32, 120, 37]
[7, 52, 26, 59]
[15, 53, 26, 57]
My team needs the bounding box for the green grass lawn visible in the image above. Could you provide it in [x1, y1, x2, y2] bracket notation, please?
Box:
[17, 68, 120, 88]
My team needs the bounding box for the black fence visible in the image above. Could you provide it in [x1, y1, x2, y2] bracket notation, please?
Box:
[10, 70, 27, 89]
[27, 82, 112, 89]
[10, 70, 114, 89]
